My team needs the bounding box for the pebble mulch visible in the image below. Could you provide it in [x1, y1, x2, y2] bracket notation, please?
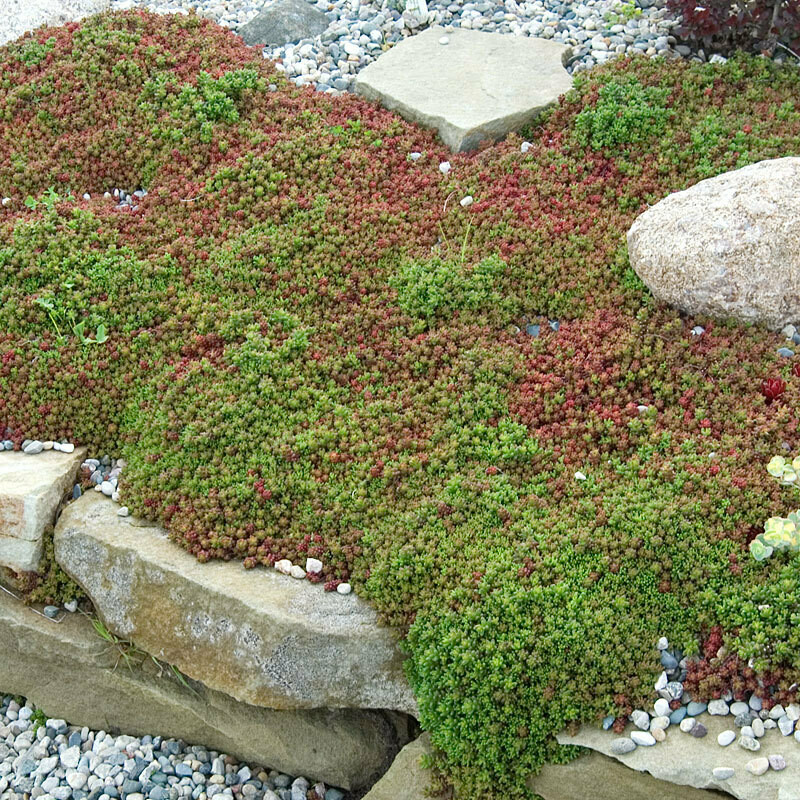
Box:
[0, 696, 345, 800]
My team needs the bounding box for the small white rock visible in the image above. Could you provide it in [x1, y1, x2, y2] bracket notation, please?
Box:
[336, 582, 352, 595]
[409, 152, 422, 161]
[42, 441, 54, 450]
[787, 703, 800, 721]
[117, 507, 129, 517]
[574, 471, 587, 480]
[650, 716, 670, 732]
[708, 699, 729, 716]
[520, 141, 532, 153]
[82, 193, 91, 201]
[459, 195, 474, 208]
[53, 442, 62, 451]
[656, 636, 669, 651]
[653, 699, 670, 717]
[289, 564, 306, 579]
[64, 599, 78, 613]
[745, 757, 769, 776]
[680, 718, 696, 733]
[100, 481, 114, 497]
[651, 727, 666, 742]
[438, 35, 449, 44]
[305, 557, 323, 574]
[1, 197, 10, 206]
[439, 161, 451, 174]
[274, 559, 292, 575]
[60, 442, 75, 453]
[712, 767, 734, 780]
[630, 731, 656, 747]
[769, 704, 786, 720]
[717, 730, 736, 747]
[751, 718, 765, 738]
[111, 491, 120, 502]
[654, 671, 668, 692]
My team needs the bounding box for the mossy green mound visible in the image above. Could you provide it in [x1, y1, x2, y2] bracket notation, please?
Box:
[2, 11, 800, 796]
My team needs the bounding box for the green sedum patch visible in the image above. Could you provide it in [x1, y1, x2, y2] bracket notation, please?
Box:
[2, 12, 800, 797]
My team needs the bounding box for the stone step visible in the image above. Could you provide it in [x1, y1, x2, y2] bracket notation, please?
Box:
[354, 25, 573, 152]
[0, 586, 407, 790]
[0, 447, 86, 574]
[54, 492, 418, 716]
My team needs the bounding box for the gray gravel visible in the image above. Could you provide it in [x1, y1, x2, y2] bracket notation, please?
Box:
[108, 0, 728, 94]
[0, 695, 345, 800]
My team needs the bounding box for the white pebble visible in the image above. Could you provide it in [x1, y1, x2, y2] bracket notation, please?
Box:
[83, 193, 91, 201]
[653, 699, 670, 717]
[439, 35, 449, 44]
[656, 636, 669, 651]
[751, 718, 765, 738]
[336, 582, 352, 595]
[117, 507, 129, 517]
[305, 557, 323, 574]
[712, 767, 734, 780]
[654, 671, 668, 692]
[574, 471, 587, 480]
[745, 757, 769, 776]
[680, 718, 696, 733]
[274, 559, 292, 575]
[100, 481, 114, 497]
[1, 197, 10, 206]
[289, 564, 306, 579]
[409, 152, 422, 161]
[717, 730, 735, 747]
[60, 442, 75, 453]
[520, 141, 532, 153]
[439, 161, 451, 174]
[630, 731, 656, 747]
[460, 195, 474, 208]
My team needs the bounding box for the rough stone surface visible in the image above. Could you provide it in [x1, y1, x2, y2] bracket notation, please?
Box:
[558, 715, 797, 800]
[0, 0, 109, 46]
[361, 733, 431, 800]
[0, 586, 406, 789]
[354, 26, 572, 152]
[54, 492, 417, 715]
[237, 0, 329, 47]
[529, 750, 729, 800]
[627, 158, 800, 331]
[0, 448, 85, 573]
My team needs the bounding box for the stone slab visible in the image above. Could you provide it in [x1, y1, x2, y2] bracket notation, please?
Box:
[54, 492, 418, 715]
[0, 586, 404, 789]
[0, 0, 110, 47]
[529, 750, 731, 800]
[354, 26, 572, 152]
[361, 733, 432, 800]
[238, 0, 330, 46]
[0, 448, 85, 573]
[557, 715, 799, 800]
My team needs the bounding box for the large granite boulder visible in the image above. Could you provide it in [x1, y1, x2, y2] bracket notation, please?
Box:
[0, 448, 85, 573]
[354, 26, 572, 152]
[0, 0, 109, 47]
[627, 158, 800, 331]
[54, 492, 418, 716]
[238, 0, 330, 47]
[558, 715, 799, 800]
[0, 588, 404, 789]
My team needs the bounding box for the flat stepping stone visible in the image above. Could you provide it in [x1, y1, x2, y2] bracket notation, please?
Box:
[354, 26, 572, 152]
[54, 492, 417, 716]
[238, 0, 330, 47]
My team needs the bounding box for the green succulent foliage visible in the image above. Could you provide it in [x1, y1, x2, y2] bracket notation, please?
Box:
[390, 255, 507, 328]
[751, 456, 800, 562]
[574, 78, 671, 150]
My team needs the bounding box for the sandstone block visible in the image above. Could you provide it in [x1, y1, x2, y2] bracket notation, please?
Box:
[354, 26, 572, 152]
[54, 492, 417, 715]
[0, 448, 85, 573]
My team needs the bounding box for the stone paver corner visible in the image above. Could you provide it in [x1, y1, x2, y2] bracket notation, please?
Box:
[354, 25, 572, 152]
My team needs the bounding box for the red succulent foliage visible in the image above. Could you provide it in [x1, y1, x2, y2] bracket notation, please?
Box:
[761, 377, 787, 402]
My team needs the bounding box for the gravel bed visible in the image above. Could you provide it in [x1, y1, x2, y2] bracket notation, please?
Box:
[0, 695, 345, 800]
[108, 0, 724, 93]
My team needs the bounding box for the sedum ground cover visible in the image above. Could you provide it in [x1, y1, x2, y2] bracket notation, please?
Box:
[2, 11, 800, 796]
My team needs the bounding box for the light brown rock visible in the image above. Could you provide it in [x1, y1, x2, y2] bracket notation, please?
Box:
[529, 750, 727, 800]
[354, 26, 572, 152]
[0, 448, 85, 573]
[627, 158, 800, 330]
[0, 586, 406, 789]
[54, 492, 417, 715]
[558, 715, 797, 800]
[362, 733, 432, 800]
